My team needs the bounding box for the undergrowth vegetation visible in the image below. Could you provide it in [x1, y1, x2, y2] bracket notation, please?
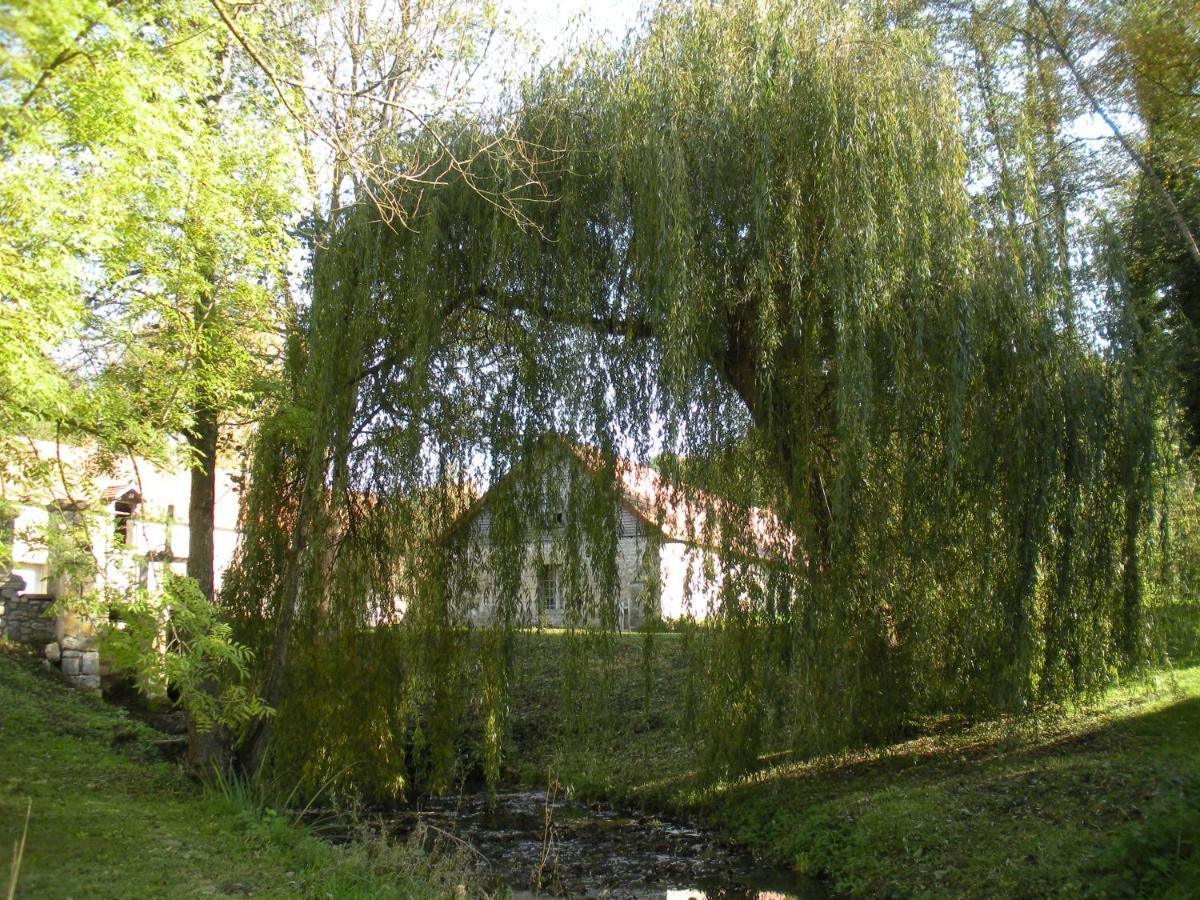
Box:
[706, 667, 1200, 898]
[0, 644, 469, 898]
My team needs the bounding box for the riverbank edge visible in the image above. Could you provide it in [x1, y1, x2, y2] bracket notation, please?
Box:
[0, 643, 471, 899]
[4, 632, 1196, 898]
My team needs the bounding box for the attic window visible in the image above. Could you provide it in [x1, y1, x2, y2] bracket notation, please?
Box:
[538, 563, 560, 611]
[538, 495, 564, 529]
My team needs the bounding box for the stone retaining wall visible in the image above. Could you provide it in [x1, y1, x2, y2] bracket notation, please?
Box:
[2, 574, 101, 691]
[0, 575, 56, 644]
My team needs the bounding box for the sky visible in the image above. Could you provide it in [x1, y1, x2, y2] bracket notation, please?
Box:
[506, 0, 653, 66]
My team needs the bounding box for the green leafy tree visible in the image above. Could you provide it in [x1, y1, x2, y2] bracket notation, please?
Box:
[1, 0, 297, 582]
[1113, 0, 1200, 444]
[1, 1, 297, 774]
[207, 0, 539, 777]
[102, 574, 274, 737]
[926, 0, 1199, 443]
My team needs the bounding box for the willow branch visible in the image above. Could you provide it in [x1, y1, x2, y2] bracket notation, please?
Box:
[476, 285, 655, 341]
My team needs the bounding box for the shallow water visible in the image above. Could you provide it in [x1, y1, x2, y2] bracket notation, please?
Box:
[385, 790, 826, 898]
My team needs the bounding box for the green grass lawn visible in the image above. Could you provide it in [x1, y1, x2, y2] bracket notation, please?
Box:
[0, 644, 467, 899]
[506, 631, 1200, 898]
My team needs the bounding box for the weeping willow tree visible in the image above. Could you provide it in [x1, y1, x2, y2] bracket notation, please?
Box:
[222, 0, 1173, 794]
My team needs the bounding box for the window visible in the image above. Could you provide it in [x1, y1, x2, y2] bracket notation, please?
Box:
[113, 500, 135, 546]
[12, 565, 44, 595]
[538, 495, 564, 530]
[538, 563, 560, 611]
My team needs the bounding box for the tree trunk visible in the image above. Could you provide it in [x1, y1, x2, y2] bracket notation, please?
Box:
[182, 401, 233, 778]
[241, 498, 311, 777]
[179, 27, 239, 782]
[186, 402, 218, 600]
[185, 716, 232, 780]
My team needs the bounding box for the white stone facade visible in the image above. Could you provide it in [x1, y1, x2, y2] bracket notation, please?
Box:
[452, 443, 789, 628]
[457, 487, 660, 630]
[4, 440, 242, 601]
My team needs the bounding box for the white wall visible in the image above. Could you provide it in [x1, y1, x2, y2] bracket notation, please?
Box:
[450, 450, 781, 628]
[461, 528, 658, 629]
[458, 455, 660, 629]
[10, 504, 50, 592]
[5, 440, 243, 598]
[658, 541, 723, 620]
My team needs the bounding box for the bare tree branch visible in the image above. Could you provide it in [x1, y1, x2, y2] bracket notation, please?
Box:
[1026, 0, 1200, 271]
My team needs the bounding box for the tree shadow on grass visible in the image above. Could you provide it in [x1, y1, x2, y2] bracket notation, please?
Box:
[709, 687, 1200, 818]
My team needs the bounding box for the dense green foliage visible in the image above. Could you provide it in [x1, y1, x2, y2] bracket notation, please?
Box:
[101, 574, 273, 736]
[1116, 0, 1200, 445]
[0, 0, 296, 464]
[221, 0, 1196, 795]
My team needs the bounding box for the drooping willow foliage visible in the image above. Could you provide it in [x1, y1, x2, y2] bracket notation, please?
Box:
[223, 0, 1177, 794]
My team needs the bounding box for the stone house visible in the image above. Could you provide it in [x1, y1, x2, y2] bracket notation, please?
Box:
[448, 439, 794, 629]
[1, 440, 242, 689]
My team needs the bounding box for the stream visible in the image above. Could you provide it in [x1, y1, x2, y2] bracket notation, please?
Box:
[384, 790, 827, 898]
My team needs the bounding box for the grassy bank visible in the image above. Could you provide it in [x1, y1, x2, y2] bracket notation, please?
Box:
[0, 644, 466, 899]
[506, 630, 1200, 898]
[3, 627, 1195, 899]
[704, 667, 1200, 897]
[504, 630, 700, 796]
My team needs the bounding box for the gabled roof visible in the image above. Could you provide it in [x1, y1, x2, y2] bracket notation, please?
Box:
[570, 445, 795, 561]
[452, 437, 796, 562]
[102, 484, 141, 504]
